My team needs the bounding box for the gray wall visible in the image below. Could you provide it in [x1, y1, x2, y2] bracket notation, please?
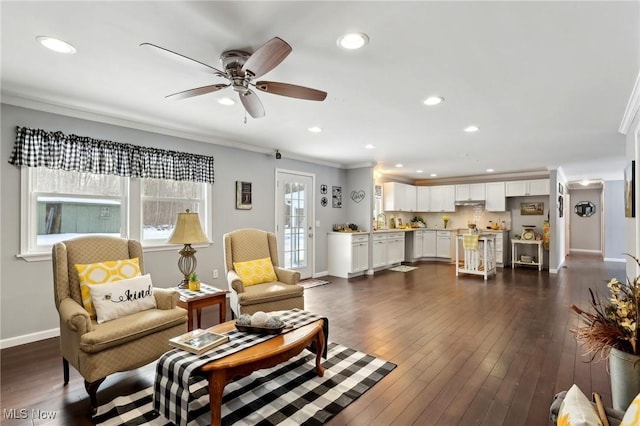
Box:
[569, 188, 602, 252]
[0, 104, 351, 344]
[603, 180, 626, 261]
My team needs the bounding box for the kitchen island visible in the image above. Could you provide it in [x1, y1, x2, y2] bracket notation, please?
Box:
[455, 234, 496, 280]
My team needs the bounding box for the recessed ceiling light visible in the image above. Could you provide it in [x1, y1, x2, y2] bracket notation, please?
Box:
[36, 36, 76, 54]
[365, 144, 375, 149]
[416, 170, 423, 173]
[580, 180, 590, 186]
[308, 126, 322, 133]
[395, 164, 404, 168]
[337, 32, 369, 50]
[430, 173, 437, 177]
[423, 96, 444, 106]
[486, 168, 494, 173]
[464, 125, 479, 133]
[218, 97, 235, 106]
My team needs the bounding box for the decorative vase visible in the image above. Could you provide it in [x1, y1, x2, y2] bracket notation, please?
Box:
[188, 280, 201, 291]
[609, 347, 640, 411]
[443, 220, 448, 229]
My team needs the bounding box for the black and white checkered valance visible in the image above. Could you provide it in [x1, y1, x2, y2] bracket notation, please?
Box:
[8, 126, 215, 183]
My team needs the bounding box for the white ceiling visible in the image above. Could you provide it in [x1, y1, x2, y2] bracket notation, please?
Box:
[2, 1, 638, 183]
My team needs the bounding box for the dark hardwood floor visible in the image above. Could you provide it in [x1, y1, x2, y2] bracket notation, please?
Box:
[1, 254, 623, 425]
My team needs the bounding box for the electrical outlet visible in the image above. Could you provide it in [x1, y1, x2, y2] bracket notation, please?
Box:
[213, 269, 219, 279]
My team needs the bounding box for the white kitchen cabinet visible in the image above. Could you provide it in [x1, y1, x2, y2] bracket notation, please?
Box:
[429, 185, 456, 212]
[455, 183, 486, 201]
[422, 230, 437, 257]
[372, 233, 388, 268]
[506, 179, 550, 197]
[327, 233, 369, 278]
[387, 232, 405, 264]
[416, 186, 430, 211]
[436, 230, 451, 259]
[383, 182, 416, 211]
[372, 231, 405, 268]
[485, 182, 506, 211]
[413, 231, 424, 259]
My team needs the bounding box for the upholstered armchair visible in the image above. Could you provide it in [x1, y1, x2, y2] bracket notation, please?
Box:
[223, 228, 304, 317]
[52, 236, 187, 413]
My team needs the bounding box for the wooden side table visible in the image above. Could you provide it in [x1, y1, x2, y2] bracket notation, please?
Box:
[175, 284, 230, 331]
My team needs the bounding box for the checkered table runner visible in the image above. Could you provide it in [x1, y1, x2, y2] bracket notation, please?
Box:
[174, 284, 225, 301]
[153, 309, 327, 426]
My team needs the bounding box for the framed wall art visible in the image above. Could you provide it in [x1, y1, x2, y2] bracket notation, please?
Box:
[625, 160, 635, 218]
[332, 186, 342, 208]
[520, 202, 544, 215]
[236, 181, 252, 210]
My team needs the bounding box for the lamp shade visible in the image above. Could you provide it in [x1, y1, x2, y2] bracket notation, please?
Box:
[167, 210, 209, 244]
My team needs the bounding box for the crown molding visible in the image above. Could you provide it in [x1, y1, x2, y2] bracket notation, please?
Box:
[620, 71, 640, 135]
[1, 91, 344, 170]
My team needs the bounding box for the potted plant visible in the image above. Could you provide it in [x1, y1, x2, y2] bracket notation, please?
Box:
[570, 255, 640, 410]
[188, 273, 201, 291]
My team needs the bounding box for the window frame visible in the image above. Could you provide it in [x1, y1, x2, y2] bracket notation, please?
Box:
[17, 168, 211, 261]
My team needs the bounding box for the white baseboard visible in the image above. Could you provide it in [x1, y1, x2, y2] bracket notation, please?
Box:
[1, 328, 60, 349]
[313, 271, 329, 278]
[570, 249, 602, 254]
[549, 268, 558, 274]
[604, 257, 626, 263]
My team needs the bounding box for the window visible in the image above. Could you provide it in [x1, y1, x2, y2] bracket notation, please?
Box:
[20, 169, 210, 260]
[141, 178, 208, 244]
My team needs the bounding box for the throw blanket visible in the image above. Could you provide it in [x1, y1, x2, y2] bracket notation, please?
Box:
[463, 234, 479, 250]
[153, 309, 327, 426]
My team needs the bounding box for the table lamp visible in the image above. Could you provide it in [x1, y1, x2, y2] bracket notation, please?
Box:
[167, 209, 209, 288]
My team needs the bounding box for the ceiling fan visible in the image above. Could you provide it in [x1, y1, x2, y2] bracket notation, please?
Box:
[140, 37, 327, 119]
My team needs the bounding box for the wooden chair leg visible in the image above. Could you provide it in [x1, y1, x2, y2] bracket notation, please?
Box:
[63, 358, 69, 385]
[84, 377, 105, 415]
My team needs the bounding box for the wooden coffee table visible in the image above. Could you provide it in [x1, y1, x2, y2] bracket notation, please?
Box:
[196, 319, 325, 426]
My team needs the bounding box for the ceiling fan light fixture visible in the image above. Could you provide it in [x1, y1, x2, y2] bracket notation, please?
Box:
[464, 125, 479, 133]
[423, 96, 444, 106]
[36, 36, 76, 54]
[218, 97, 235, 106]
[337, 32, 369, 50]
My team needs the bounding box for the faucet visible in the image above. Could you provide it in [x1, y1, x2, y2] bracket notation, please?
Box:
[377, 213, 387, 229]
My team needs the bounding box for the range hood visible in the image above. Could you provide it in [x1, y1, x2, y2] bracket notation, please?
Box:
[455, 200, 485, 206]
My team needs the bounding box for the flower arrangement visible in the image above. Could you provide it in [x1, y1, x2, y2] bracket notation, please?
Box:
[570, 255, 639, 360]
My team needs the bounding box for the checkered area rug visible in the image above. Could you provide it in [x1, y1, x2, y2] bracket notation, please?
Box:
[93, 342, 396, 425]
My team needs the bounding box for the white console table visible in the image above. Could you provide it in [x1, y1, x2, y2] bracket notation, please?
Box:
[511, 239, 543, 271]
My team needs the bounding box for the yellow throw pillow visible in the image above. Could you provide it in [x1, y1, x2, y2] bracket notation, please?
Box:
[557, 384, 603, 426]
[233, 257, 278, 286]
[75, 258, 141, 319]
[620, 392, 640, 426]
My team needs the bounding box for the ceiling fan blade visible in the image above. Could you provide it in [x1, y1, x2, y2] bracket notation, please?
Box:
[255, 81, 327, 101]
[165, 84, 229, 100]
[242, 37, 292, 78]
[140, 42, 226, 76]
[239, 90, 265, 118]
